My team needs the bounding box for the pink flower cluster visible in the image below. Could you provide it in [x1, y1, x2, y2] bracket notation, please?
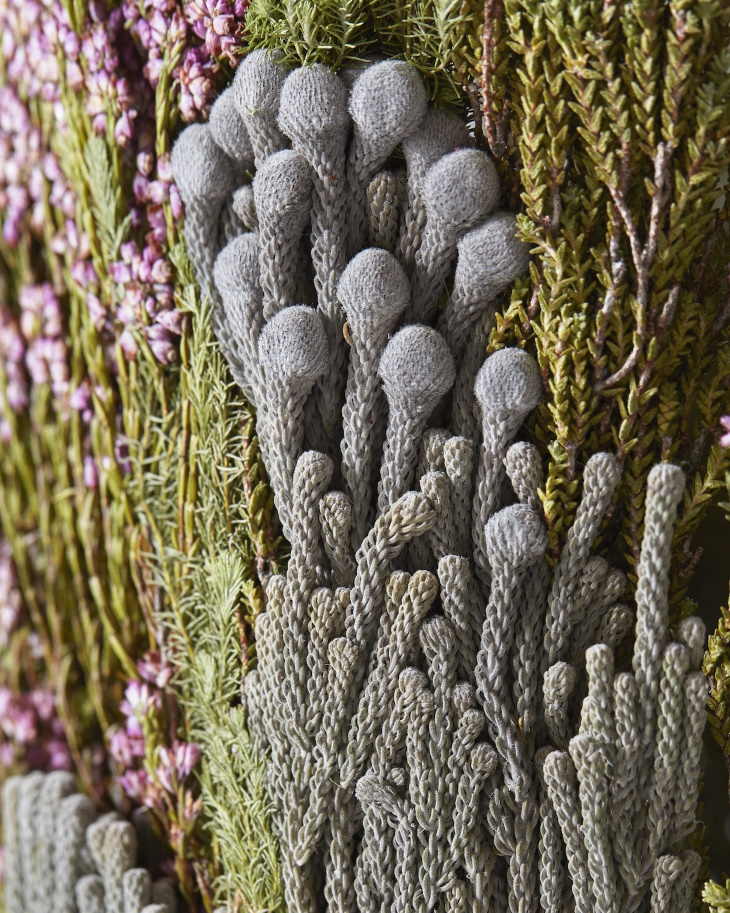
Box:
[110, 652, 201, 830]
[124, 0, 248, 122]
[0, 544, 22, 651]
[721, 416, 730, 448]
[0, 686, 72, 772]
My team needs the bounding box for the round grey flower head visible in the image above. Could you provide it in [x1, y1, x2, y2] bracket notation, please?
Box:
[232, 185, 257, 229]
[379, 325, 456, 415]
[451, 681, 477, 714]
[170, 123, 235, 207]
[471, 742, 499, 775]
[399, 666, 429, 696]
[474, 347, 543, 431]
[258, 305, 330, 386]
[253, 149, 312, 231]
[423, 149, 500, 234]
[213, 233, 260, 300]
[232, 48, 287, 120]
[401, 107, 469, 171]
[583, 450, 622, 495]
[277, 63, 350, 148]
[337, 248, 411, 335]
[485, 503, 547, 571]
[209, 88, 254, 171]
[349, 60, 428, 156]
[454, 213, 530, 297]
[543, 661, 578, 701]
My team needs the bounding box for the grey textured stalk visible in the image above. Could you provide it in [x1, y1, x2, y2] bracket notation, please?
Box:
[448, 744, 498, 873]
[399, 109, 470, 273]
[610, 673, 642, 893]
[347, 60, 427, 255]
[569, 735, 618, 913]
[3, 776, 23, 913]
[451, 309, 494, 443]
[645, 643, 689, 865]
[319, 491, 357, 588]
[669, 672, 707, 846]
[278, 65, 352, 454]
[367, 170, 406, 252]
[257, 306, 330, 537]
[231, 49, 288, 168]
[631, 463, 685, 757]
[372, 667, 430, 778]
[536, 749, 566, 913]
[571, 565, 628, 669]
[54, 794, 98, 913]
[420, 470, 457, 561]
[545, 452, 622, 668]
[649, 855, 684, 913]
[513, 554, 550, 741]
[171, 123, 235, 298]
[438, 555, 480, 684]
[76, 875, 105, 913]
[597, 602, 634, 654]
[100, 821, 138, 913]
[341, 570, 438, 789]
[39, 772, 77, 912]
[438, 213, 530, 357]
[338, 249, 410, 546]
[406, 149, 501, 325]
[377, 326, 455, 512]
[504, 441, 543, 512]
[543, 751, 593, 913]
[475, 504, 547, 801]
[581, 645, 616, 770]
[252, 149, 312, 319]
[410, 428, 450, 570]
[232, 184, 257, 231]
[543, 661, 578, 749]
[283, 451, 333, 741]
[212, 232, 264, 405]
[443, 436, 475, 557]
[406, 686, 438, 906]
[676, 616, 706, 671]
[123, 869, 153, 913]
[19, 770, 44, 913]
[472, 348, 543, 584]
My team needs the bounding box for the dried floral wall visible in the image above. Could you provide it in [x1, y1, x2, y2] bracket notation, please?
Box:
[0, 0, 729, 910]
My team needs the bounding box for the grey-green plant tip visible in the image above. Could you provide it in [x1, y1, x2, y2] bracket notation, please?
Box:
[209, 88, 255, 170]
[213, 233, 260, 300]
[485, 503, 547, 569]
[258, 305, 330, 384]
[349, 60, 428, 153]
[337, 248, 411, 332]
[170, 124, 235, 205]
[454, 214, 530, 294]
[253, 149, 312, 223]
[378, 325, 455, 411]
[277, 64, 350, 144]
[423, 150, 500, 232]
[474, 347, 543, 422]
[231, 48, 288, 119]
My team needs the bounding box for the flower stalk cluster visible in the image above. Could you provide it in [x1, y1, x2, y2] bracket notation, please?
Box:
[172, 52, 709, 912]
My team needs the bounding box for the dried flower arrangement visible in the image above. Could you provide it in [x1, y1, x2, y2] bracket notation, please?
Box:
[1, 0, 730, 910]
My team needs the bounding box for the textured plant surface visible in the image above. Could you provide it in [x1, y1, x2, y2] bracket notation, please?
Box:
[1, 0, 730, 909]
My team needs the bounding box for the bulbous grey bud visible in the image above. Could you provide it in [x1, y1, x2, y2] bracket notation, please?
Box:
[474, 347, 543, 433]
[278, 64, 350, 149]
[232, 185, 257, 230]
[423, 149, 500, 234]
[213, 232, 260, 300]
[171, 123, 234, 207]
[253, 149, 312, 227]
[231, 49, 289, 166]
[338, 248, 411, 339]
[209, 87, 254, 171]
[456, 213, 530, 293]
[349, 60, 428, 157]
[379, 325, 456, 415]
[258, 305, 329, 387]
[485, 503, 547, 571]
[401, 108, 469, 173]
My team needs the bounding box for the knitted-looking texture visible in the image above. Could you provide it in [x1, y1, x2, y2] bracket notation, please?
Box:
[2, 771, 177, 913]
[172, 53, 707, 913]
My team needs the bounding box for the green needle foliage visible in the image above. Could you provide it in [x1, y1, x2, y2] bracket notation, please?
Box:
[130, 243, 285, 910]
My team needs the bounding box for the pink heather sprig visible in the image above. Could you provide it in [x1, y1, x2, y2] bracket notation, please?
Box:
[0, 686, 73, 773]
[721, 416, 730, 448]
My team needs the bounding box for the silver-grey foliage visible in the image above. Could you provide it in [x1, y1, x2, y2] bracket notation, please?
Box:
[2, 772, 176, 913]
[172, 53, 707, 913]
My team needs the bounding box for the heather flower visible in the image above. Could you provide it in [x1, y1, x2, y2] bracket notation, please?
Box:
[721, 416, 730, 448]
[138, 651, 174, 688]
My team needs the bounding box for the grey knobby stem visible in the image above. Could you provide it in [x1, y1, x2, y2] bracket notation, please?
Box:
[231, 48, 289, 168]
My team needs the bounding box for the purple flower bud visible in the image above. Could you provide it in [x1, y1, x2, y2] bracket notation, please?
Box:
[145, 324, 178, 364]
[174, 740, 200, 779]
[83, 455, 98, 490]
